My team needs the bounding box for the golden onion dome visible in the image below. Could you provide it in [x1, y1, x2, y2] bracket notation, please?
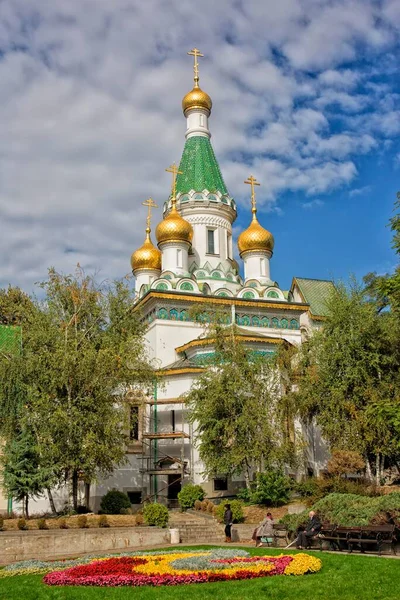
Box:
[238, 215, 274, 256]
[156, 204, 193, 246]
[131, 230, 161, 272]
[182, 85, 212, 115]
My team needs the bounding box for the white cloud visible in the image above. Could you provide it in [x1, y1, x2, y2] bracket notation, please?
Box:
[301, 199, 324, 210]
[0, 0, 398, 290]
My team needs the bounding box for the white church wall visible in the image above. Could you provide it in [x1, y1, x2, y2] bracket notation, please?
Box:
[145, 320, 205, 367]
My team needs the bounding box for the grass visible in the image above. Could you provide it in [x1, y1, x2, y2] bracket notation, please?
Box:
[0, 546, 399, 600]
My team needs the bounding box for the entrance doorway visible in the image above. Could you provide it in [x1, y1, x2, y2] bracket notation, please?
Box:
[167, 474, 182, 500]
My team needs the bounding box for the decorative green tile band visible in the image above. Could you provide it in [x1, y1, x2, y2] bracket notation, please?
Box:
[150, 308, 299, 330]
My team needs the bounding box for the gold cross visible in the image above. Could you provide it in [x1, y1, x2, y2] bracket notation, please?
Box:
[244, 175, 260, 215]
[142, 197, 158, 230]
[188, 48, 204, 85]
[165, 163, 182, 206]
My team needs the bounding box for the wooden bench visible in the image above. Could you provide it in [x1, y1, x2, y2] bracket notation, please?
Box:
[347, 525, 397, 556]
[272, 523, 289, 547]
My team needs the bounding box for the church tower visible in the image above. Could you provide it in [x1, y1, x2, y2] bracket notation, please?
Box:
[164, 49, 240, 294]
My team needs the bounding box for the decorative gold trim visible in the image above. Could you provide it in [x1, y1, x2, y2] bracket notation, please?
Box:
[176, 335, 284, 354]
[157, 367, 205, 377]
[134, 291, 309, 312]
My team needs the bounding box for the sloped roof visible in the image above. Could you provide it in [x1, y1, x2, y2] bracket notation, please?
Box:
[176, 136, 228, 196]
[292, 278, 335, 317]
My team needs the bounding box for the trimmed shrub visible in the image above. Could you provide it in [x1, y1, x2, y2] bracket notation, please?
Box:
[207, 501, 215, 513]
[215, 500, 244, 524]
[120, 507, 133, 515]
[100, 490, 131, 515]
[98, 515, 110, 528]
[200, 500, 208, 512]
[143, 503, 169, 528]
[281, 492, 400, 535]
[177, 484, 206, 511]
[237, 487, 252, 503]
[58, 518, 69, 529]
[135, 513, 144, 526]
[17, 518, 28, 531]
[37, 518, 48, 530]
[251, 470, 292, 506]
[77, 515, 89, 529]
[194, 500, 202, 511]
[295, 476, 373, 503]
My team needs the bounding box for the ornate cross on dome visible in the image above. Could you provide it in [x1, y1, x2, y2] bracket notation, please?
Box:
[244, 175, 260, 217]
[188, 48, 204, 86]
[166, 163, 183, 207]
[142, 198, 157, 231]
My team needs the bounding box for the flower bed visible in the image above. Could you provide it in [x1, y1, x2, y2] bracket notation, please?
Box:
[39, 549, 321, 587]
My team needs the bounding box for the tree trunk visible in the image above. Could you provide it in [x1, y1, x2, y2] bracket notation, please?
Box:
[375, 453, 381, 487]
[365, 457, 373, 482]
[47, 488, 57, 515]
[84, 482, 91, 510]
[25, 495, 29, 519]
[243, 462, 251, 490]
[72, 469, 79, 511]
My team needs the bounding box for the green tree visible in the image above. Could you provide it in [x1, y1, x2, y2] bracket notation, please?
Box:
[0, 268, 153, 511]
[2, 431, 57, 518]
[295, 280, 400, 484]
[185, 328, 296, 488]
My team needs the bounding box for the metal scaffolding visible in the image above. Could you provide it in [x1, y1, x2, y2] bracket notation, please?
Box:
[139, 383, 191, 506]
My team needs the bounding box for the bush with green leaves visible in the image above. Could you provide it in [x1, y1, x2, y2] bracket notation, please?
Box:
[143, 503, 169, 528]
[100, 490, 131, 515]
[177, 484, 206, 511]
[237, 487, 252, 503]
[215, 500, 244, 524]
[281, 492, 400, 535]
[295, 476, 373, 504]
[251, 470, 292, 506]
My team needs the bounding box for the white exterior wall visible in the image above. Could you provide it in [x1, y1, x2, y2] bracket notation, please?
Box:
[184, 211, 233, 270]
[243, 251, 272, 284]
[134, 269, 160, 295]
[145, 320, 206, 367]
[160, 242, 190, 276]
[185, 108, 210, 139]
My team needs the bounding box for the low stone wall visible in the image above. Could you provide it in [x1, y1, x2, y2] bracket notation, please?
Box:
[231, 524, 255, 542]
[0, 527, 171, 566]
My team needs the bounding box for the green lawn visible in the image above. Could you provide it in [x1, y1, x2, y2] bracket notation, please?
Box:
[0, 547, 399, 600]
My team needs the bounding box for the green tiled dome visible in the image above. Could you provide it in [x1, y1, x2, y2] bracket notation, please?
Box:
[176, 136, 228, 196]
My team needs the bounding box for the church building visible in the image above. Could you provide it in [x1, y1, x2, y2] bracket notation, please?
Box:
[91, 49, 334, 510]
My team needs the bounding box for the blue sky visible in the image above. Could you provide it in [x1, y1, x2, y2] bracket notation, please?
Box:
[0, 0, 399, 292]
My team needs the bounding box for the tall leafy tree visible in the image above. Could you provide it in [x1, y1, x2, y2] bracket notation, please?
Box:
[185, 326, 297, 488]
[0, 268, 153, 510]
[294, 279, 400, 484]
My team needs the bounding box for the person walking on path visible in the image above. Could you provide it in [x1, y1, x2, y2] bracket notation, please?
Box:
[224, 504, 233, 543]
[296, 511, 321, 549]
[253, 512, 274, 547]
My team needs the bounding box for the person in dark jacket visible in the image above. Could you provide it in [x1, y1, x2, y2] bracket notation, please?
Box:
[224, 504, 233, 542]
[296, 511, 321, 549]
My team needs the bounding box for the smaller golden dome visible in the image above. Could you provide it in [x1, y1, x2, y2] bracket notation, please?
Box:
[182, 85, 212, 114]
[131, 230, 161, 272]
[156, 204, 193, 246]
[238, 216, 274, 256]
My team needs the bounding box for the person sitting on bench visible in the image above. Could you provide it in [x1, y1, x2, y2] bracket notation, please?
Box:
[296, 511, 321, 549]
[253, 512, 274, 547]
